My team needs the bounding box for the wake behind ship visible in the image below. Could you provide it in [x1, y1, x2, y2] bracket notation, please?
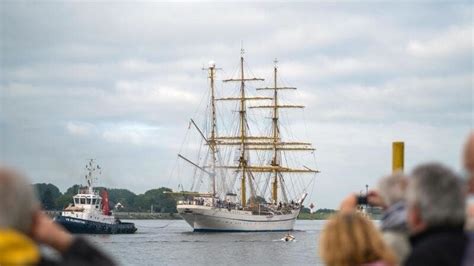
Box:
[168, 52, 319, 232]
[55, 160, 137, 234]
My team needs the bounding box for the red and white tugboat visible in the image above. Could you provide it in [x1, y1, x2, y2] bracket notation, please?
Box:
[54, 159, 137, 234]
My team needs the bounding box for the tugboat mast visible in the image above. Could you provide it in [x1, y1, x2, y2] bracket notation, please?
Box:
[85, 159, 100, 194]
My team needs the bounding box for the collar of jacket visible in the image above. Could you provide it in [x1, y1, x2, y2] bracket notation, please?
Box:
[381, 201, 407, 232]
[409, 225, 465, 246]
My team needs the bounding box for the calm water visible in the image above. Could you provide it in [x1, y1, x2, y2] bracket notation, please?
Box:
[85, 219, 326, 266]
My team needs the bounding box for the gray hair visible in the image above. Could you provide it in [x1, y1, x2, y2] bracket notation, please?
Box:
[0, 167, 39, 233]
[406, 162, 465, 228]
[378, 171, 408, 206]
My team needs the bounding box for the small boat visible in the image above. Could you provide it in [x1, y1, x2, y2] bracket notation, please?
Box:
[281, 233, 295, 242]
[54, 159, 137, 234]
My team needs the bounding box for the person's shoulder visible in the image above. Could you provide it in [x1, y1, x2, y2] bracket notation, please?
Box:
[406, 231, 467, 266]
[62, 237, 116, 266]
[38, 257, 60, 266]
[404, 246, 437, 266]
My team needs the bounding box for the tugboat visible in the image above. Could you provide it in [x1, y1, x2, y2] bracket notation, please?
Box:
[54, 159, 137, 234]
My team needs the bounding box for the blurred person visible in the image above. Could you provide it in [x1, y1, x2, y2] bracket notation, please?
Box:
[405, 163, 467, 266]
[462, 132, 474, 266]
[319, 212, 397, 266]
[338, 173, 410, 264]
[0, 166, 116, 266]
[374, 172, 410, 264]
[463, 132, 474, 230]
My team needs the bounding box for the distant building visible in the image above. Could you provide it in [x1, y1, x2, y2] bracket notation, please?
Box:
[115, 202, 124, 210]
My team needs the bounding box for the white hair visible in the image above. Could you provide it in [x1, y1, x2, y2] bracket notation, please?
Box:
[378, 171, 408, 206]
[0, 167, 39, 233]
[406, 163, 465, 228]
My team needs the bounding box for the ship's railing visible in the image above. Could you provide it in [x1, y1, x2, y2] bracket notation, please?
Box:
[178, 199, 242, 210]
[178, 199, 211, 206]
[77, 187, 100, 195]
[178, 199, 302, 213]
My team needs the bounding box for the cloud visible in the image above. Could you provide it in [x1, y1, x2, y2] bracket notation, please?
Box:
[65, 121, 172, 147]
[407, 26, 472, 58]
[66, 122, 94, 137]
[113, 81, 198, 105]
[101, 123, 160, 146]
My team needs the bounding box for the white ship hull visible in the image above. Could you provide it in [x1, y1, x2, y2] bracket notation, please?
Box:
[177, 204, 300, 232]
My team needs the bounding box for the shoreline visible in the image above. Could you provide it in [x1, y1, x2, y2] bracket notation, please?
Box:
[45, 211, 332, 220]
[46, 211, 380, 220]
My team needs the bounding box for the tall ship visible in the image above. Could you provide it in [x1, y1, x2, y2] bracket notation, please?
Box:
[170, 51, 319, 232]
[54, 159, 137, 234]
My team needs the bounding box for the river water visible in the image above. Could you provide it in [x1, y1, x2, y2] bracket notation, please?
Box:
[85, 219, 326, 266]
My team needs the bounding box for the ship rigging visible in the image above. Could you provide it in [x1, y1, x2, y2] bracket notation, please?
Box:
[170, 51, 318, 231]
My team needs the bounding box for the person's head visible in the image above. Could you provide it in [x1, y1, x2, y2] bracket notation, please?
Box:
[319, 212, 397, 266]
[463, 132, 474, 193]
[0, 167, 39, 234]
[378, 171, 408, 207]
[406, 162, 465, 234]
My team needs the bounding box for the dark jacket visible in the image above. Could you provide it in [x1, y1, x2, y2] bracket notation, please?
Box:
[39, 237, 115, 266]
[462, 232, 474, 266]
[405, 226, 467, 266]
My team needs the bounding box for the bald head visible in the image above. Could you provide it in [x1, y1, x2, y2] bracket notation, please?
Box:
[0, 167, 39, 234]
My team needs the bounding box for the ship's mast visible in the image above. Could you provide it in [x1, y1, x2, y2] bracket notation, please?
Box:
[218, 54, 318, 207]
[222, 49, 265, 207]
[239, 53, 247, 207]
[271, 59, 280, 204]
[252, 60, 320, 203]
[208, 62, 218, 199]
[85, 159, 100, 194]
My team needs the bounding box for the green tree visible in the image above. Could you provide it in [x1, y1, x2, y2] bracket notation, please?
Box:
[315, 208, 336, 214]
[140, 187, 176, 213]
[34, 183, 62, 210]
[108, 189, 137, 211]
[43, 189, 56, 210]
[56, 194, 73, 209]
[300, 207, 311, 213]
[55, 184, 81, 209]
[32, 183, 180, 212]
[64, 184, 81, 195]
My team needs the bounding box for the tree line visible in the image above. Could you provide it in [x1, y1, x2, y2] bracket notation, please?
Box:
[33, 183, 335, 215]
[33, 183, 177, 213]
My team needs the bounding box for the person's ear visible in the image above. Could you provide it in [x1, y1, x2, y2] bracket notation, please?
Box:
[409, 205, 426, 233]
[413, 206, 422, 224]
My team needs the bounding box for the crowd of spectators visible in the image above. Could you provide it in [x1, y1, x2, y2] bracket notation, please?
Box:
[320, 132, 474, 266]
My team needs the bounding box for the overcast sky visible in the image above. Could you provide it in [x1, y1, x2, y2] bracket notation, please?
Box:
[1, 1, 472, 208]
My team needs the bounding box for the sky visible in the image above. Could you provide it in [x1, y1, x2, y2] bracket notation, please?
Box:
[0, 1, 472, 208]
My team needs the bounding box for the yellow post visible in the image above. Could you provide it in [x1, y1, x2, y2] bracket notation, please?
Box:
[392, 141, 404, 172]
